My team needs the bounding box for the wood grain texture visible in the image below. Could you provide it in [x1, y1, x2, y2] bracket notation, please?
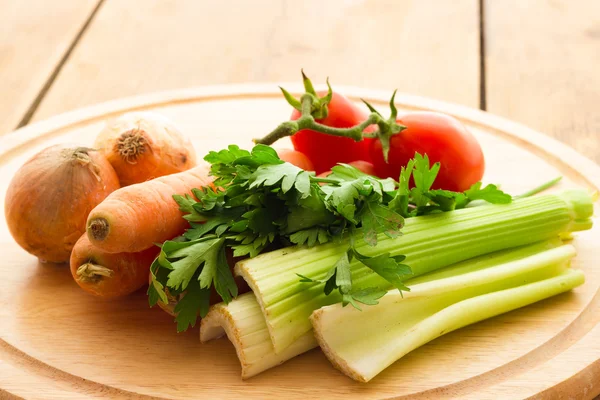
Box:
[0, 0, 100, 136]
[0, 86, 599, 399]
[31, 0, 479, 122]
[485, 0, 600, 163]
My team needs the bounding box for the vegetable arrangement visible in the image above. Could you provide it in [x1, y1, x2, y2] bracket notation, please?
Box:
[149, 145, 513, 333]
[4, 72, 596, 384]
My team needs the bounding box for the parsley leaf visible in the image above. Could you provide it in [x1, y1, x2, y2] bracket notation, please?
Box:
[349, 287, 387, 306]
[388, 160, 415, 217]
[204, 144, 251, 164]
[353, 250, 411, 292]
[321, 179, 363, 221]
[148, 260, 169, 307]
[289, 227, 331, 247]
[465, 182, 512, 204]
[250, 162, 311, 198]
[296, 250, 353, 299]
[359, 202, 404, 246]
[173, 279, 211, 332]
[165, 237, 223, 291]
[411, 153, 440, 207]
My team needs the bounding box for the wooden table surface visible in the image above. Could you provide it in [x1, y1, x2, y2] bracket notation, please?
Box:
[1, 0, 598, 163]
[0, 1, 599, 399]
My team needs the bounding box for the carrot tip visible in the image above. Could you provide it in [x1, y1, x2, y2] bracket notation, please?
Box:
[88, 218, 109, 241]
[76, 262, 113, 283]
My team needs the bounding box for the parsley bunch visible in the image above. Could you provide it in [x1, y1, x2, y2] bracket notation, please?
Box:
[149, 144, 510, 332]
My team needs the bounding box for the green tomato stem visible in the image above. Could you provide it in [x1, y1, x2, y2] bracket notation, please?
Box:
[254, 111, 380, 145]
[253, 75, 406, 162]
[300, 94, 314, 116]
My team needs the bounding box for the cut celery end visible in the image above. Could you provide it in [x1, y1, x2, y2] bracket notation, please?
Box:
[200, 292, 317, 379]
[310, 255, 583, 382]
[235, 191, 593, 354]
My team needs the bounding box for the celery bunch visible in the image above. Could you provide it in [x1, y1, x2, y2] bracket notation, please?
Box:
[202, 190, 592, 379]
[201, 240, 583, 379]
[234, 190, 592, 353]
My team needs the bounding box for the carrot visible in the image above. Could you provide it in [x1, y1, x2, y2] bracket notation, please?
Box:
[71, 233, 159, 298]
[94, 112, 197, 186]
[86, 165, 213, 253]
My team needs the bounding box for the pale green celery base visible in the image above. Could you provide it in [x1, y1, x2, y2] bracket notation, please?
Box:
[404, 238, 564, 286]
[200, 292, 317, 379]
[310, 246, 583, 382]
[235, 191, 593, 353]
[205, 243, 576, 378]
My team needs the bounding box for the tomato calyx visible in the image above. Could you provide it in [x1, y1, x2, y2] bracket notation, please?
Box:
[361, 90, 406, 162]
[255, 70, 406, 161]
[279, 69, 334, 120]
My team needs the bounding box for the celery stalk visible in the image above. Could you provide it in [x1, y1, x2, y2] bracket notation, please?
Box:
[310, 246, 583, 382]
[235, 191, 593, 353]
[200, 292, 317, 379]
[201, 240, 572, 378]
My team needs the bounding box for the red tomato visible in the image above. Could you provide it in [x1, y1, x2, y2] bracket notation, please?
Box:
[370, 112, 484, 192]
[291, 92, 373, 174]
[347, 160, 376, 176]
[277, 149, 315, 171]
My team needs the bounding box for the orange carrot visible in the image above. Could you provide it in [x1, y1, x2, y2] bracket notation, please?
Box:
[94, 112, 197, 186]
[71, 233, 159, 298]
[86, 165, 213, 253]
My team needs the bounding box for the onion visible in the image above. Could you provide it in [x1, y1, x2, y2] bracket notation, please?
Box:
[94, 112, 197, 186]
[4, 145, 120, 263]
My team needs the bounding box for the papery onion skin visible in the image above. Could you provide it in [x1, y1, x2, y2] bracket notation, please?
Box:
[4, 144, 120, 263]
[94, 112, 197, 186]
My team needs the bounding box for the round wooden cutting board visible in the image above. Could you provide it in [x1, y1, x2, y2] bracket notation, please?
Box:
[1, 85, 599, 400]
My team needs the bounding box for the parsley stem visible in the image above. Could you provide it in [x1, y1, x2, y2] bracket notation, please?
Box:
[310, 177, 341, 185]
[514, 176, 562, 199]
